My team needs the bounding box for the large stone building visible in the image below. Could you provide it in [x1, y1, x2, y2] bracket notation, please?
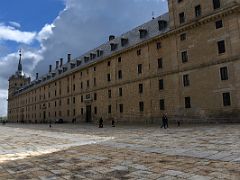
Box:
[7, 0, 240, 124]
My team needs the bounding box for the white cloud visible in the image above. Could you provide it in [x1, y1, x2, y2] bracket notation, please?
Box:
[0, 24, 36, 44]
[9, 21, 21, 29]
[37, 24, 55, 42]
[0, 90, 8, 116]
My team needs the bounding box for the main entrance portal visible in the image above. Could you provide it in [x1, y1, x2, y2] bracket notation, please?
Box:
[86, 105, 92, 123]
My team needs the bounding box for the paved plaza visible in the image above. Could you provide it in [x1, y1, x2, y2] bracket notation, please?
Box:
[0, 123, 239, 179]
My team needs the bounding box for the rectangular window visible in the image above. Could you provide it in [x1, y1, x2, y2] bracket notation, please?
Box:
[108, 105, 112, 114]
[158, 58, 163, 69]
[87, 80, 90, 88]
[159, 79, 164, 90]
[181, 51, 188, 63]
[94, 107, 97, 114]
[180, 33, 186, 41]
[108, 90, 111, 98]
[138, 64, 142, 74]
[81, 108, 84, 115]
[139, 101, 144, 112]
[81, 82, 83, 89]
[213, 0, 220, 9]
[218, 40, 226, 54]
[195, 5, 201, 17]
[185, 97, 191, 108]
[73, 109, 76, 116]
[160, 99, 165, 110]
[81, 95, 83, 102]
[107, 74, 111, 82]
[139, 84, 143, 94]
[156, 42, 162, 49]
[73, 97, 76, 104]
[137, 49, 141, 56]
[118, 70, 122, 79]
[223, 92, 231, 106]
[118, 57, 122, 63]
[67, 98, 70, 105]
[119, 88, 123, 97]
[215, 20, 223, 29]
[94, 78, 96, 86]
[107, 61, 111, 66]
[179, 12, 185, 24]
[119, 104, 123, 113]
[183, 74, 190, 87]
[220, 67, 228, 81]
[94, 93, 97, 101]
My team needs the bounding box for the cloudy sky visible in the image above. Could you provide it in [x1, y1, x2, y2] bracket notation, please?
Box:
[0, 0, 168, 116]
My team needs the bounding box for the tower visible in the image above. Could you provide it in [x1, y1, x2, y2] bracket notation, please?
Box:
[8, 50, 31, 99]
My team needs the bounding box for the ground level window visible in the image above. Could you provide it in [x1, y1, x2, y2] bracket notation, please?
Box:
[119, 104, 123, 113]
[139, 101, 144, 112]
[185, 97, 191, 108]
[160, 99, 165, 110]
[108, 105, 112, 114]
[94, 107, 97, 114]
[223, 92, 231, 106]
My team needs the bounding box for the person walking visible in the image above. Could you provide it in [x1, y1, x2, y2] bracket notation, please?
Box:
[99, 117, 103, 128]
[177, 119, 181, 127]
[112, 118, 115, 127]
[161, 114, 168, 129]
[165, 114, 169, 128]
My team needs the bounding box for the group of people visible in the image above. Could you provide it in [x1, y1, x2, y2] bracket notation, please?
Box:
[99, 117, 115, 128]
[47, 114, 179, 129]
[161, 114, 181, 129]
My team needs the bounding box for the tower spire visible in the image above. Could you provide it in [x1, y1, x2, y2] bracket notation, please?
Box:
[16, 49, 23, 76]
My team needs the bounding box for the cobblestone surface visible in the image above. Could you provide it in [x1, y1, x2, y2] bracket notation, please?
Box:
[0, 123, 239, 179]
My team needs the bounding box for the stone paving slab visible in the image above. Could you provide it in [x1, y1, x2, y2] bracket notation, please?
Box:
[0, 123, 239, 179]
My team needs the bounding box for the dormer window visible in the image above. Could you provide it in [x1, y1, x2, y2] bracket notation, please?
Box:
[84, 56, 90, 63]
[139, 29, 147, 38]
[63, 67, 67, 72]
[110, 43, 118, 51]
[90, 53, 96, 60]
[158, 20, 168, 31]
[121, 38, 128, 47]
[97, 50, 103, 57]
[52, 73, 56, 78]
[77, 60, 82, 66]
[70, 63, 75, 69]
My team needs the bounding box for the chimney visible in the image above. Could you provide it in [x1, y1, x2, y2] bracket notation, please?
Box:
[36, 73, 39, 80]
[67, 54, 71, 62]
[60, 58, 63, 67]
[56, 61, 59, 69]
[49, 65, 52, 73]
[109, 35, 115, 41]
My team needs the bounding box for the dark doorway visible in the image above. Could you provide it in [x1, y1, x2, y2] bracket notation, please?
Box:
[43, 111, 46, 120]
[86, 105, 92, 122]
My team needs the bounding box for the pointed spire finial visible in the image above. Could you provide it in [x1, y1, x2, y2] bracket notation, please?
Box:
[19, 49, 22, 61]
[17, 49, 23, 76]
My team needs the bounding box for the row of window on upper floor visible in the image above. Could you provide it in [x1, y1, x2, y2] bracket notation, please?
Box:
[13, 64, 229, 108]
[178, 0, 221, 24]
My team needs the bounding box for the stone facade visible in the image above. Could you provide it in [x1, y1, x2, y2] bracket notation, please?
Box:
[8, 0, 240, 124]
